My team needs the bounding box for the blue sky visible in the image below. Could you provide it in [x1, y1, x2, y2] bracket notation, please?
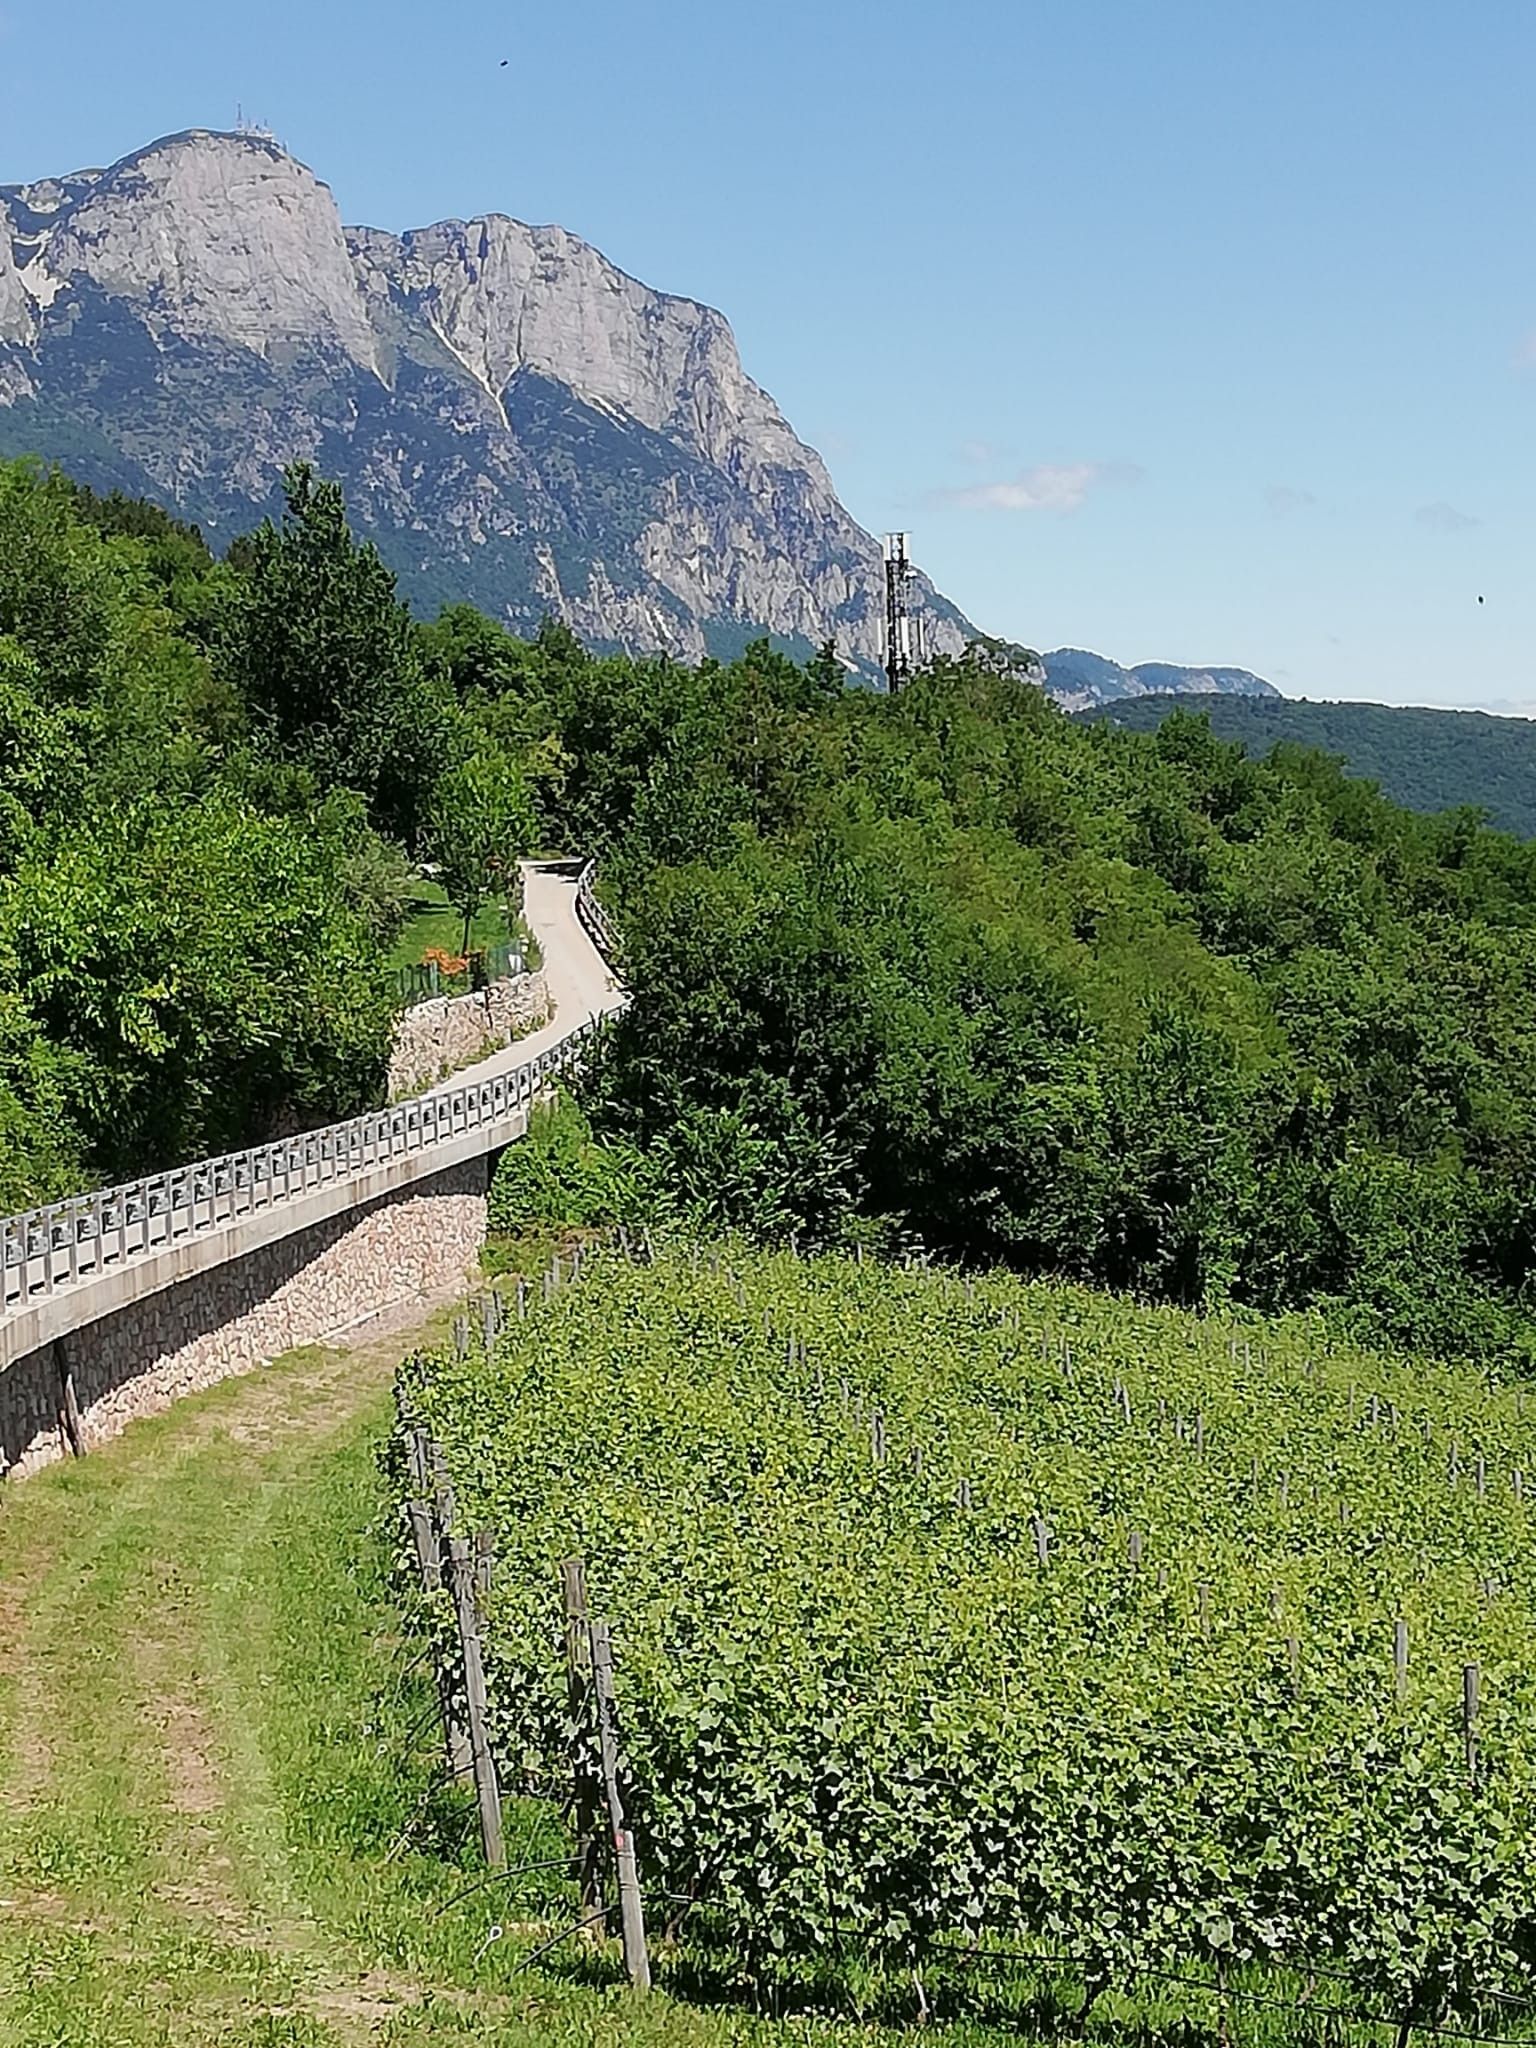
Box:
[3, 0, 1533, 709]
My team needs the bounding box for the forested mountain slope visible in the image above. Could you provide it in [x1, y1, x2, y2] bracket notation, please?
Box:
[548, 666, 1536, 1366]
[1080, 693, 1536, 837]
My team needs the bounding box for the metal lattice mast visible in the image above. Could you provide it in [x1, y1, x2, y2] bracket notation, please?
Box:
[883, 532, 913, 693]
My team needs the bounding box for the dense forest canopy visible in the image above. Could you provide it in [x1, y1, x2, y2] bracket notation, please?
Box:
[1082, 692, 1536, 839]
[0, 461, 458, 1205]
[3, 454, 1534, 1370]
[530, 646, 1536, 1366]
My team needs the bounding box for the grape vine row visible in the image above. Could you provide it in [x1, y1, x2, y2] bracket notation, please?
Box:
[394, 1246, 1536, 2030]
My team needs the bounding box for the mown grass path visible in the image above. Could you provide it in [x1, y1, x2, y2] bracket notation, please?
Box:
[0, 1310, 958, 2048]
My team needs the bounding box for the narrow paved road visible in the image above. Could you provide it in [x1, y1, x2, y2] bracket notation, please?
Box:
[430, 859, 625, 1094]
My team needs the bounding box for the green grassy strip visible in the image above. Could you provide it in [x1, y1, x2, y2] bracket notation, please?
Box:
[388, 883, 518, 970]
[0, 1327, 1074, 2044]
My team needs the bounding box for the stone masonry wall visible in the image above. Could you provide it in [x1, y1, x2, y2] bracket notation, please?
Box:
[0, 1155, 489, 1480]
[387, 973, 551, 1099]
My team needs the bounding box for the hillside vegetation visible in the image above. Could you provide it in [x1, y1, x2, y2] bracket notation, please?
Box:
[497, 646, 1536, 1365]
[1080, 693, 1536, 838]
[0, 461, 536, 1206]
[395, 1242, 1536, 2035]
[7, 453, 1536, 1368]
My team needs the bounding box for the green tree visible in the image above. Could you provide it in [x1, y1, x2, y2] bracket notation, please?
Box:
[220, 464, 452, 840]
[426, 748, 537, 957]
[0, 793, 396, 1176]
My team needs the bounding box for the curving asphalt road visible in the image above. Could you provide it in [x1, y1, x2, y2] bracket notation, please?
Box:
[431, 859, 626, 1093]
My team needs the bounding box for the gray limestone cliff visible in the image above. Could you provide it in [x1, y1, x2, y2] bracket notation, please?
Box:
[0, 129, 970, 672]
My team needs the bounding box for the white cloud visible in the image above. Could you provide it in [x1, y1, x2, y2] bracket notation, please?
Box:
[1414, 500, 1481, 533]
[940, 460, 1143, 514]
[1265, 485, 1316, 517]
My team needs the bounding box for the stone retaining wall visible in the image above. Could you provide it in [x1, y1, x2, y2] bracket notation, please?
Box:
[387, 973, 551, 1099]
[0, 1156, 488, 1480]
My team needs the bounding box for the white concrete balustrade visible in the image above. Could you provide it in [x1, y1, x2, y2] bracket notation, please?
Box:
[0, 860, 623, 1375]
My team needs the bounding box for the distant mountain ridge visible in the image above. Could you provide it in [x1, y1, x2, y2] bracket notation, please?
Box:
[0, 127, 1299, 704]
[1080, 693, 1536, 839]
[1043, 647, 1278, 710]
[0, 128, 973, 672]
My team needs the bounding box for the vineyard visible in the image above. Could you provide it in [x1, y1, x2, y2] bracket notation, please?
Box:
[392, 1245, 1536, 2039]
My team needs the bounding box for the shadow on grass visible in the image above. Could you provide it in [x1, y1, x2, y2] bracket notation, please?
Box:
[538, 1926, 1385, 2048]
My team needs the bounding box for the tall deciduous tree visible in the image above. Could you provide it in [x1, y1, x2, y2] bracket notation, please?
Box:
[222, 464, 451, 841]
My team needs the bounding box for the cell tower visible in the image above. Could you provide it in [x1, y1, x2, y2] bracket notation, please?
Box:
[883, 532, 914, 693]
[234, 105, 277, 142]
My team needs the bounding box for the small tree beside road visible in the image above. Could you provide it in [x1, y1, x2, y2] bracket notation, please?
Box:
[427, 747, 537, 959]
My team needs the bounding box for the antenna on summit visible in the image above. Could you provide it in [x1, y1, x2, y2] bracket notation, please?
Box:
[883, 532, 914, 693]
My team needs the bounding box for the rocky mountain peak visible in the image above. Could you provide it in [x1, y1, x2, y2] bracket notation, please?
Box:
[1042, 647, 1278, 711]
[0, 126, 969, 670]
[3, 130, 384, 373]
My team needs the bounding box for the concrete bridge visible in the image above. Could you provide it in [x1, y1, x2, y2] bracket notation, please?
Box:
[0, 860, 624, 1477]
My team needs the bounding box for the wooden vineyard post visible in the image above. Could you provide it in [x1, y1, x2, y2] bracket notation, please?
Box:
[407, 1431, 471, 1779]
[448, 1535, 505, 1868]
[589, 1619, 651, 1991]
[561, 1559, 606, 1939]
[406, 1497, 440, 1591]
[1463, 1662, 1480, 1788]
